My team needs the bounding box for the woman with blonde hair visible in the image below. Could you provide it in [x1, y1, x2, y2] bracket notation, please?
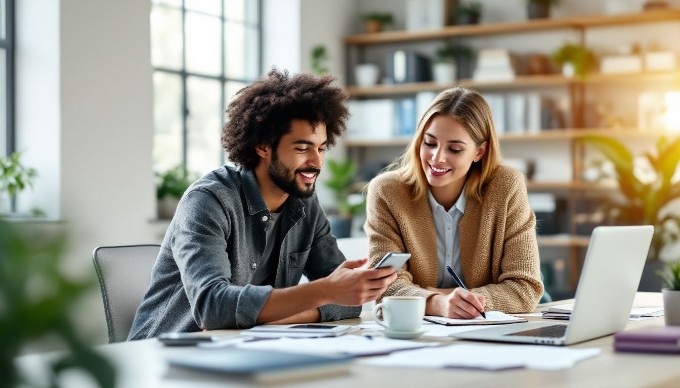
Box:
[365, 86, 543, 318]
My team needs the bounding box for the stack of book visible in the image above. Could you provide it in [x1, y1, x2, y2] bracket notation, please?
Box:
[614, 326, 680, 354]
[542, 304, 664, 320]
[473, 49, 517, 82]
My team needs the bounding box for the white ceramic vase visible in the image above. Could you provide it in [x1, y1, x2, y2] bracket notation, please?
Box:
[354, 64, 380, 87]
[662, 288, 680, 326]
[433, 62, 456, 84]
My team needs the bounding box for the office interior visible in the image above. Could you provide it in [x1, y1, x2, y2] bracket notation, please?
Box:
[6, 0, 680, 349]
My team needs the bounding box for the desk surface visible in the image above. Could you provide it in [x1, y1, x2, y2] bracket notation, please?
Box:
[16, 292, 679, 387]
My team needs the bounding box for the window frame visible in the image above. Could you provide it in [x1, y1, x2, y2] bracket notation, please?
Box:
[1, 0, 15, 156]
[151, 0, 262, 173]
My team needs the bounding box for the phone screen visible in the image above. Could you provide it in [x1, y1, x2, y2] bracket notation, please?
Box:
[289, 324, 337, 330]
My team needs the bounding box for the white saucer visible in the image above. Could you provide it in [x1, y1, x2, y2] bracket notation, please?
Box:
[382, 329, 426, 340]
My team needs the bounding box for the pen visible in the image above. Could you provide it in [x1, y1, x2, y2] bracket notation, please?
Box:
[446, 265, 486, 318]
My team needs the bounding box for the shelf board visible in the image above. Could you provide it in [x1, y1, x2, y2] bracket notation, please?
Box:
[344, 9, 680, 46]
[347, 71, 680, 98]
[538, 235, 590, 248]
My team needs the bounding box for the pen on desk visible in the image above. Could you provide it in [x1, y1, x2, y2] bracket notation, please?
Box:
[446, 265, 486, 319]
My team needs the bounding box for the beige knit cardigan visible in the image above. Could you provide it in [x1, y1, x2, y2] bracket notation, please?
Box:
[364, 165, 543, 313]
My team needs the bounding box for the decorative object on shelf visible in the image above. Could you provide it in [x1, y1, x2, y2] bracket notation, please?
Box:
[643, 0, 670, 11]
[551, 43, 596, 77]
[362, 12, 393, 33]
[432, 44, 457, 84]
[433, 43, 474, 83]
[526, 0, 560, 20]
[323, 159, 366, 238]
[0, 151, 41, 217]
[156, 165, 194, 220]
[310, 45, 329, 75]
[605, 0, 641, 15]
[473, 49, 517, 81]
[657, 259, 680, 325]
[406, 0, 447, 31]
[354, 63, 380, 87]
[0, 218, 117, 387]
[582, 135, 680, 262]
[455, 1, 482, 25]
[527, 53, 552, 75]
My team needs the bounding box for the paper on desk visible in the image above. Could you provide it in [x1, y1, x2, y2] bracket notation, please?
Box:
[544, 304, 664, 320]
[362, 344, 601, 370]
[359, 321, 493, 338]
[425, 311, 527, 326]
[236, 336, 438, 356]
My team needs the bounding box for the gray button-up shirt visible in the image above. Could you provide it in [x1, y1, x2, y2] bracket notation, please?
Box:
[428, 189, 466, 288]
[128, 166, 360, 340]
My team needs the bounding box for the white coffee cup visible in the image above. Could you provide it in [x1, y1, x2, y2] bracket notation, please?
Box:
[372, 296, 426, 333]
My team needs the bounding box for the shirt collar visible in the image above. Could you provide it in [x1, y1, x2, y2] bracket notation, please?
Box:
[427, 186, 467, 215]
[239, 167, 305, 217]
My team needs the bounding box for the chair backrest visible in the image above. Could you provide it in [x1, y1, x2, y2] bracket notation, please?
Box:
[92, 244, 160, 343]
[336, 237, 369, 263]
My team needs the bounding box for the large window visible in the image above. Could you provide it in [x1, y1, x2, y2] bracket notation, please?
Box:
[150, 0, 261, 175]
[0, 0, 14, 157]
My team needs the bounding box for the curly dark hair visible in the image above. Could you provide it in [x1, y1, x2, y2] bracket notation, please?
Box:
[222, 68, 350, 170]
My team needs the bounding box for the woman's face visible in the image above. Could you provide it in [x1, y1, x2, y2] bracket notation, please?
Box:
[419, 114, 486, 192]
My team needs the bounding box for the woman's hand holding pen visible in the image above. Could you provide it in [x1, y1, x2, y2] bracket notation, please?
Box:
[427, 289, 486, 319]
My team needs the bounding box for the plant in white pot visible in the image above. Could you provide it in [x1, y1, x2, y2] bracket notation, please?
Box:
[156, 166, 194, 220]
[658, 260, 680, 326]
[433, 43, 474, 84]
[323, 159, 365, 238]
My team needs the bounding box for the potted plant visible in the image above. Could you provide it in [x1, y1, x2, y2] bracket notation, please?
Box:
[527, 0, 561, 19]
[658, 260, 680, 326]
[455, 2, 482, 25]
[156, 166, 194, 220]
[433, 43, 474, 83]
[311, 45, 329, 75]
[582, 135, 680, 290]
[362, 12, 393, 33]
[323, 159, 366, 238]
[551, 43, 597, 77]
[0, 151, 38, 216]
[0, 218, 116, 387]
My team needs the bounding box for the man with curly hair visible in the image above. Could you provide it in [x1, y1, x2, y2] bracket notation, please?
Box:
[129, 69, 397, 339]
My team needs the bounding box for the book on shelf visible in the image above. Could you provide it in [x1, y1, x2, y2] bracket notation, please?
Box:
[167, 348, 352, 384]
[613, 326, 680, 354]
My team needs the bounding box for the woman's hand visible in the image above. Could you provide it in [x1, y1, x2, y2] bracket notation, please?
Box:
[427, 288, 486, 319]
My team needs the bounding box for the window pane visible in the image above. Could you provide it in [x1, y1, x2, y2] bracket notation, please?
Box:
[187, 77, 222, 174]
[152, 72, 183, 172]
[152, 0, 182, 7]
[224, 0, 244, 22]
[0, 50, 5, 156]
[225, 80, 246, 106]
[0, 0, 6, 40]
[185, 0, 221, 16]
[150, 6, 183, 69]
[186, 12, 221, 76]
[225, 23, 259, 80]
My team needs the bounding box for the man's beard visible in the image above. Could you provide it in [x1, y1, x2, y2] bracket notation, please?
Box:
[269, 151, 319, 199]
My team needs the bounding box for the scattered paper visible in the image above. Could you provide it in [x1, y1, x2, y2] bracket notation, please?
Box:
[362, 344, 601, 370]
[236, 336, 438, 357]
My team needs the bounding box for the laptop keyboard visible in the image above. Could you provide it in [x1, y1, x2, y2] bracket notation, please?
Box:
[505, 324, 567, 338]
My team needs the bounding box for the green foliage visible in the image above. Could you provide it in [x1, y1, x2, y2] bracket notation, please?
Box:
[323, 159, 365, 218]
[311, 45, 329, 75]
[362, 12, 393, 24]
[551, 43, 597, 76]
[0, 219, 116, 387]
[156, 166, 193, 200]
[658, 260, 680, 290]
[435, 43, 474, 63]
[457, 2, 483, 17]
[582, 135, 680, 260]
[0, 151, 38, 201]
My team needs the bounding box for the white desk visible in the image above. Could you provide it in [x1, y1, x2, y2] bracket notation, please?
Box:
[16, 293, 679, 387]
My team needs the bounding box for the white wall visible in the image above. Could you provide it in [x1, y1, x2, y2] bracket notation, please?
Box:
[16, 0, 159, 346]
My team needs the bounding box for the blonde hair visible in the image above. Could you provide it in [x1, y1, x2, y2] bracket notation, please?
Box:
[391, 86, 502, 203]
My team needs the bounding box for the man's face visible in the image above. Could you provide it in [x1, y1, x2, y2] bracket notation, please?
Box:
[268, 119, 328, 198]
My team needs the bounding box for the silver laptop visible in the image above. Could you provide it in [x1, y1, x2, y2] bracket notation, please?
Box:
[452, 225, 654, 346]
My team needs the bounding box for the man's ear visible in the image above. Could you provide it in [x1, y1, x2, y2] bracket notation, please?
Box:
[255, 144, 271, 159]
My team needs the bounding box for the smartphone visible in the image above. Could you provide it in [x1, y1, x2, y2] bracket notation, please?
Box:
[374, 252, 411, 270]
[158, 332, 216, 346]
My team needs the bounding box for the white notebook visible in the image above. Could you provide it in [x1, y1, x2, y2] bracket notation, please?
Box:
[424, 311, 527, 326]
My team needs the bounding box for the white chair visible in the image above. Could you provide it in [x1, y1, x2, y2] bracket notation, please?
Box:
[92, 244, 160, 343]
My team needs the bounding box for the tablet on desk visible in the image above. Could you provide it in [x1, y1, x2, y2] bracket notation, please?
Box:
[244, 324, 353, 337]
